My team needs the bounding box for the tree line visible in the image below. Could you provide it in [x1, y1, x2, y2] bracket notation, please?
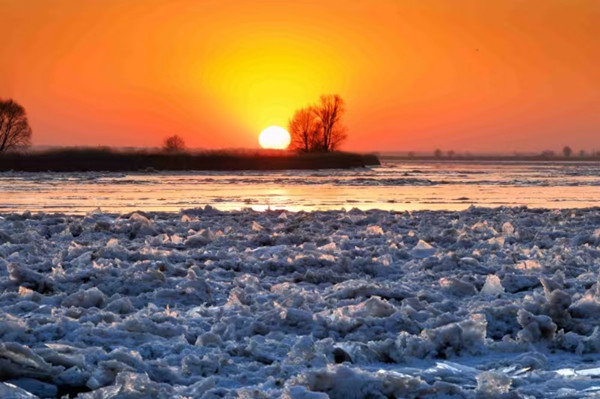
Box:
[1, 96, 349, 154]
[3, 96, 598, 158]
[429, 146, 599, 159]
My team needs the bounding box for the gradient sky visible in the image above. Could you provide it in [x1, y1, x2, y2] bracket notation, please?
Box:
[1, 0, 598, 152]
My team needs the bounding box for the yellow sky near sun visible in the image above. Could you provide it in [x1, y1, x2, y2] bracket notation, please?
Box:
[0, 0, 598, 151]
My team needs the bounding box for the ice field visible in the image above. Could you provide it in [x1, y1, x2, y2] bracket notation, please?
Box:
[2, 206, 600, 398]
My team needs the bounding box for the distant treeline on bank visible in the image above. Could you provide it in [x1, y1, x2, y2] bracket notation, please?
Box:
[381, 146, 600, 162]
[0, 148, 380, 172]
[380, 154, 600, 162]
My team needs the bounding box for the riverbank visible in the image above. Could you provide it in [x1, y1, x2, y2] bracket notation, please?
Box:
[0, 149, 380, 172]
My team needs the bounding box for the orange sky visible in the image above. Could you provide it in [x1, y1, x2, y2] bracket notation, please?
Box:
[1, 0, 598, 152]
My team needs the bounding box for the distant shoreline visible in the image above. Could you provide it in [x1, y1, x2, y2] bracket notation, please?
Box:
[379, 155, 600, 163]
[0, 149, 380, 172]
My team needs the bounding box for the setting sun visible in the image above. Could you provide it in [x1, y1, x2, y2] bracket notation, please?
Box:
[258, 126, 291, 149]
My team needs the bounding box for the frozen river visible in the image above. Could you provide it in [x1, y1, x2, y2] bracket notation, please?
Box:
[1, 160, 600, 214]
[3, 161, 600, 397]
[3, 206, 600, 398]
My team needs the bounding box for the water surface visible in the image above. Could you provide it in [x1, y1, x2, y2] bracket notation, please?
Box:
[1, 160, 599, 214]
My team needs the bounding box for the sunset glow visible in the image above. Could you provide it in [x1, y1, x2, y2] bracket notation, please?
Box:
[1, 0, 598, 152]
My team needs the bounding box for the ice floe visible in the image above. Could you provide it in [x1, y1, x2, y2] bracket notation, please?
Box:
[0, 206, 600, 397]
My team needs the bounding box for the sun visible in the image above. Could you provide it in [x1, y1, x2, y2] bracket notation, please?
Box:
[258, 126, 291, 149]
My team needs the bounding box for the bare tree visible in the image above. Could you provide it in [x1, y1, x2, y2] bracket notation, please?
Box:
[288, 94, 348, 153]
[288, 107, 319, 152]
[163, 135, 185, 152]
[434, 149, 442, 158]
[0, 99, 32, 153]
[312, 94, 347, 152]
[562, 145, 572, 158]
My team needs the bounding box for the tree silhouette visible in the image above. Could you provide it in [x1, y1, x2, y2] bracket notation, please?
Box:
[562, 145, 572, 158]
[289, 94, 347, 153]
[288, 107, 319, 152]
[163, 135, 186, 152]
[313, 94, 347, 152]
[0, 99, 32, 153]
[434, 149, 442, 158]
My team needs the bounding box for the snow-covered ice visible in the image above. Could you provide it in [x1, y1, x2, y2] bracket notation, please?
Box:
[2, 206, 600, 398]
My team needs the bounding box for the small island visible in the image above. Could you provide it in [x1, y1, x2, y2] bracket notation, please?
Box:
[0, 148, 380, 172]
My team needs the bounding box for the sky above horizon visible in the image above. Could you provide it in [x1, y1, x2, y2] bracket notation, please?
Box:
[1, 0, 598, 152]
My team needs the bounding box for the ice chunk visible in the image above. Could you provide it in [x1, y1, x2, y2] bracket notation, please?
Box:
[55, 366, 90, 388]
[471, 221, 498, 236]
[557, 326, 600, 354]
[182, 354, 219, 377]
[195, 332, 224, 348]
[501, 273, 540, 293]
[365, 225, 384, 235]
[7, 378, 57, 398]
[6, 263, 53, 293]
[105, 297, 136, 314]
[62, 287, 107, 308]
[542, 288, 571, 328]
[0, 382, 39, 399]
[0, 343, 62, 380]
[573, 367, 600, 377]
[424, 314, 487, 357]
[375, 253, 393, 266]
[79, 372, 173, 398]
[285, 386, 330, 399]
[439, 277, 477, 297]
[300, 365, 423, 399]
[501, 222, 515, 236]
[517, 309, 556, 343]
[281, 307, 314, 326]
[475, 371, 511, 397]
[515, 260, 541, 271]
[252, 221, 264, 231]
[569, 295, 600, 319]
[184, 229, 214, 246]
[458, 257, 480, 267]
[332, 347, 352, 364]
[480, 275, 505, 297]
[318, 242, 338, 252]
[411, 240, 436, 258]
[129, 212, 150, 225]
[35, 345, 85, 369]
[333, 296, 396, 318]
[421, 361, 479, 385]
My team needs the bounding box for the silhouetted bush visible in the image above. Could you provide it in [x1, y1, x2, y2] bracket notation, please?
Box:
[163, 135, 185, 152]
[563, 146, 572, 158]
